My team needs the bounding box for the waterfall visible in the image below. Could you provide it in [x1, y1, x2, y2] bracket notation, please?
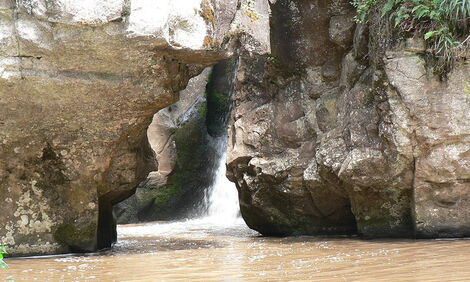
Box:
[198, 57, 242, 226]
[201, 137, 243, 225]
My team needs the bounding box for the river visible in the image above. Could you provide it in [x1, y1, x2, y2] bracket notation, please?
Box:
[3, 153, 470, 281]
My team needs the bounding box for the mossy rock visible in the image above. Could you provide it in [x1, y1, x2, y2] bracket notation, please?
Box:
[205, 59, 237, 137]
[54, 223, 97, 252]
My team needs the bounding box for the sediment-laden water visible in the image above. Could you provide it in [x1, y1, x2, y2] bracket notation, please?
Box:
[3, 144, 470, 281]
[4, 220, 470, 281]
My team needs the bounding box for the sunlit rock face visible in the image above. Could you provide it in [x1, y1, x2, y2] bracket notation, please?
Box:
[227, 0, 470, 238]
[0, 0, 270, 256]
[227, 0, 360, 236]
[384, 53, 470, 238]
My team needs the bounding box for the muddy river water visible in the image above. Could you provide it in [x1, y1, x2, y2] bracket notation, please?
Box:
[4, 152, 470, 281]
[3, 218, 470, 281]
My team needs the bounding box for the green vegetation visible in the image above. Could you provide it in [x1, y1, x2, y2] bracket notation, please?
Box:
[0, 243, 7, 269]
[205, 61, 233, 137]
[146, 102, 212, 211]
[153, 180, 179, 205]
[352, 0, 469, 73]
[53, 223, 95, 249]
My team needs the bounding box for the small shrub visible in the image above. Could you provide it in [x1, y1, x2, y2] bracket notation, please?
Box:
[0, 243, 7, 269]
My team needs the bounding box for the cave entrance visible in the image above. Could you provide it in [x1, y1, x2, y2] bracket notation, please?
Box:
[111, 59, 240, 233]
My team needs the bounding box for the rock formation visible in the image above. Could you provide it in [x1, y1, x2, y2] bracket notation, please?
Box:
[114, 68, 217, 223]
[114, 58, 238, 223]
[1, 0, 469, 257]
[226, 0, 469, 238]
[0, 0, 270, 256]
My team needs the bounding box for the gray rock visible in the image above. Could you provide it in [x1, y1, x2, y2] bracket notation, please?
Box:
[227, 0, 469, 239]
[329, 14, 356, 49]
[385, 53, 470, 237]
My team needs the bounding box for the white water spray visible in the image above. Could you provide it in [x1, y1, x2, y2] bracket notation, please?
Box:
[201, 58, 242, 226]
[203, 149, 243, 225]
[118, 138, 246, 238]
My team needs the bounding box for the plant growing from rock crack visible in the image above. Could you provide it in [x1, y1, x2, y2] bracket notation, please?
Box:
[0, 243, 7, 269]
[352, 0, 470, 74]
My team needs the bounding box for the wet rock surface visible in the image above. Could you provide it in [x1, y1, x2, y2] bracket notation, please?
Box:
[114, 59, 238, 223]
[114, 68, 217, 223]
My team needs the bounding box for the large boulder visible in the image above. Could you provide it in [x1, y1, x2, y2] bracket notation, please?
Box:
[226, 0, 470, 238]
[0, 0, 270, 256]
[227, 0, 359, 236]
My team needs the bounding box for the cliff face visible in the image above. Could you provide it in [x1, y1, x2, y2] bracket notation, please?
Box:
[0, 0, 270, 255]
[227, 0, 470, 237]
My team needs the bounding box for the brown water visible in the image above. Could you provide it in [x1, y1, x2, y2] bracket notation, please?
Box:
[3, 219, 470, 282]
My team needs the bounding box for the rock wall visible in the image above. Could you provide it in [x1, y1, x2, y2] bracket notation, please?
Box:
[114, 59, 238, 223]
[227, 0, 470, 238]
[114, 68, 218, 223]
[0, 0, 270, 256]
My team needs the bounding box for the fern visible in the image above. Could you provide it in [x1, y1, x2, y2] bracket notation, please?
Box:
[352, 0, 470, 74]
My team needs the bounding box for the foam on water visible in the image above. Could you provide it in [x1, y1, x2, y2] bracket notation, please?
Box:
[118, 137, 246, 239]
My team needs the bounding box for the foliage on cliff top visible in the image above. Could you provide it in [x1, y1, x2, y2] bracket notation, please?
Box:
[352, 0, 470, 73]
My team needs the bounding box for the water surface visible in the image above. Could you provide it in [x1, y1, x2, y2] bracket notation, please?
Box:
[3, 219, 470, 281]
[4, 146, 470, 281]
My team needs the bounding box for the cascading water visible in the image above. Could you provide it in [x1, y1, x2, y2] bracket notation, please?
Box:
[115, 58, 246, 239]
[201, 137, 243, 225]
[116, 138, 248, 238]
[197, 56, 243, 226]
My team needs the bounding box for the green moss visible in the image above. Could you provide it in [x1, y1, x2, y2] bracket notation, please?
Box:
[205, 60, 234, 137]
[168, 127, 178, 135]
[198, 103, 207, 117]
[0, 243, 7, 269]
[54, 223, 96, 248]
[153, 182, 178, 205]
[144, 101, 212, 212]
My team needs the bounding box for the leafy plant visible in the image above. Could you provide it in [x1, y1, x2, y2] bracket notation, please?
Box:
[0, 243, 7, 269]
[352, 0, 470, 74]
[353, 0, 380, 22]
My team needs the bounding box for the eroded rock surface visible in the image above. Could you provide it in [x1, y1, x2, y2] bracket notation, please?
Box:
[114, 58, 239, 223]
[0, 0, 270, 255]
[227, 0, 469, 237]
[384, 51, 470, 237]
[1, 0, 469, 257]
[114, 68, 219, 223]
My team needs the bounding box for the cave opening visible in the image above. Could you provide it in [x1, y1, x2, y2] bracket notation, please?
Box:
[103, 58, 240, 248]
